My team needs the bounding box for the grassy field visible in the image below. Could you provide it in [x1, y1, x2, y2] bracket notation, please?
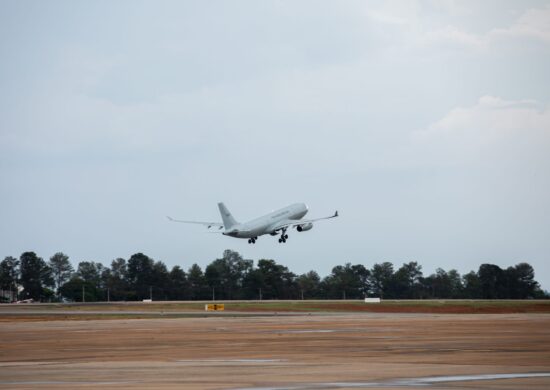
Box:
[226, 299, 550, 313]
[2, 299, 550, 316]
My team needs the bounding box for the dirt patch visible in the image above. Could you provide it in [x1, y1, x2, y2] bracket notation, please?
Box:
[1, 312, 549, 389]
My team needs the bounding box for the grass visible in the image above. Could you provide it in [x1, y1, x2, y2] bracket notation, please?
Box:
[2, 299, 549, 315]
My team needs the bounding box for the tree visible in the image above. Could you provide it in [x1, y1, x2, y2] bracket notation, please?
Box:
[0, 256, 19, 300]
[393, 262, 423, 298]
[425, 269, 453, 298]
[368, 262, 394, 298]
[127, 253, 155, 300]
[19, 252, 54, 301]
[100, 267, 113, 300]
[77, 261, 103, 289]
[504, 263, 542, 299]
[187, 264, 207, 300]
[462, 271, 481, 298]
[4, 251, 549, 301]
[205, 250, 253, 299]
[59, 277, 99, 302]
[204, 260, 225, 299]
[513, 263, 541, 298]
[478, 264, 505, 299]
[447, 269, 463, 298]
[151, 261, 170, 300]
[124, 253, 174, 300]
[168, 266, 188, 300]
[48, 252, 73, 295]
[102, 258, 129, 301]
[242, 267, 266, 299]
[255, 259, 296, 299]
[296, 271, 321, 299]
[322, 263, 369, 299]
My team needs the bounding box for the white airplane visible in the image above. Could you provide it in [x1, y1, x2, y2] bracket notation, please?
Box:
[168, 203, 338, 244]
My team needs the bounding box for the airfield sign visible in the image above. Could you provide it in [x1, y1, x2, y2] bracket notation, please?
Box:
[205, 304, 225, 311]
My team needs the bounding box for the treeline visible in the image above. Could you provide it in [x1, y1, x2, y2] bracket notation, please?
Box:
[0, 250, 546, 302]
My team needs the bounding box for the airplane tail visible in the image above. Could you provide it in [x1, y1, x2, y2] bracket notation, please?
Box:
[218, 202, 238, 230]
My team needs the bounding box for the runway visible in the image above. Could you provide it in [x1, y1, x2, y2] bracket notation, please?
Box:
[1, 311, 549, 389]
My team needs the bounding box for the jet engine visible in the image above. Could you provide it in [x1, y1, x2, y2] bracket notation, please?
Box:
[296, 223, 313, 232]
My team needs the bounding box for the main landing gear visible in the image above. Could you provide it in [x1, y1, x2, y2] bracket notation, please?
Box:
[248, 237, 258, 244]
[278, 228, 289, 243]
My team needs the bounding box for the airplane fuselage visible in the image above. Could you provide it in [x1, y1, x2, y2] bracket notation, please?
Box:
[223, 203, 308, 239]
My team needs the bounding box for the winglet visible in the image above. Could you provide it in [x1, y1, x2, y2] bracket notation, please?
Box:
[334, 211, 339, 217]
[167, 216, 174, 221]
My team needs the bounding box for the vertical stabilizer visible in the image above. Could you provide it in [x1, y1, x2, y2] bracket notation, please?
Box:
[218, 202, 238, 230]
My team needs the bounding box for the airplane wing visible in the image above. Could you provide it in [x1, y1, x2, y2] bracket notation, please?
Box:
[270, 211, 339, 231]
[166, 216, 225, 230]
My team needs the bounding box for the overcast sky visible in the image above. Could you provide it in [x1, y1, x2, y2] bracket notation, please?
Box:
[1, 1, 549, 289]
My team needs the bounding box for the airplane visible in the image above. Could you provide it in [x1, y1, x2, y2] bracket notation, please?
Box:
[167, 203, 338, 244]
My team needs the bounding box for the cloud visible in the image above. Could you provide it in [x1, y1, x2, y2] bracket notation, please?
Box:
[490, 5, 550, 44]
[424, 95, 549, 134]
[423, 25, 486, 48]
[413, 95, 550, 166]
[365, 3, 550, 50]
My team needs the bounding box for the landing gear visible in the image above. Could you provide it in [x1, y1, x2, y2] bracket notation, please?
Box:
[248, 237, 258, 244]
[278, 229, 289, 243]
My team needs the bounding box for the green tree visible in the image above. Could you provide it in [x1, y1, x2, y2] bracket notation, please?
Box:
[393, 262, 423, 298]
[19, 252, 54, 301]
[504, 263, 542, 299]
[127, 253, 155, 300]
[48, 252, 73, 295]
[368, 262, 394, 298]
[513, 263, 541, 298]
[242, 267, 266, 299]
[462, 271, 481, 298]
[0, 256, 19, 300]
[187, 263, 207, 300]
[322, 263, 369, 299]
[125, 254, 171, 300]
[151, 261, 170, 300]
[204, 260, 224, 299]
[424, 268, 459, 298]
[205, 250, 253, 299]
[255, 259, 296, 299]
[168, 266, 188, 300]
[296, 271, 321, 299]
[447, 269, 463, 298]
[478, 264, 505, 299]
[59, 277, 99, 302]
[102, 258, 129, 301]
[77, 261, 104, 289]
[100, 267, 113, 300]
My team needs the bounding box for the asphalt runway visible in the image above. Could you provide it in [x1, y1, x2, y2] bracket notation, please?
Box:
[1, 312, 549, 389]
